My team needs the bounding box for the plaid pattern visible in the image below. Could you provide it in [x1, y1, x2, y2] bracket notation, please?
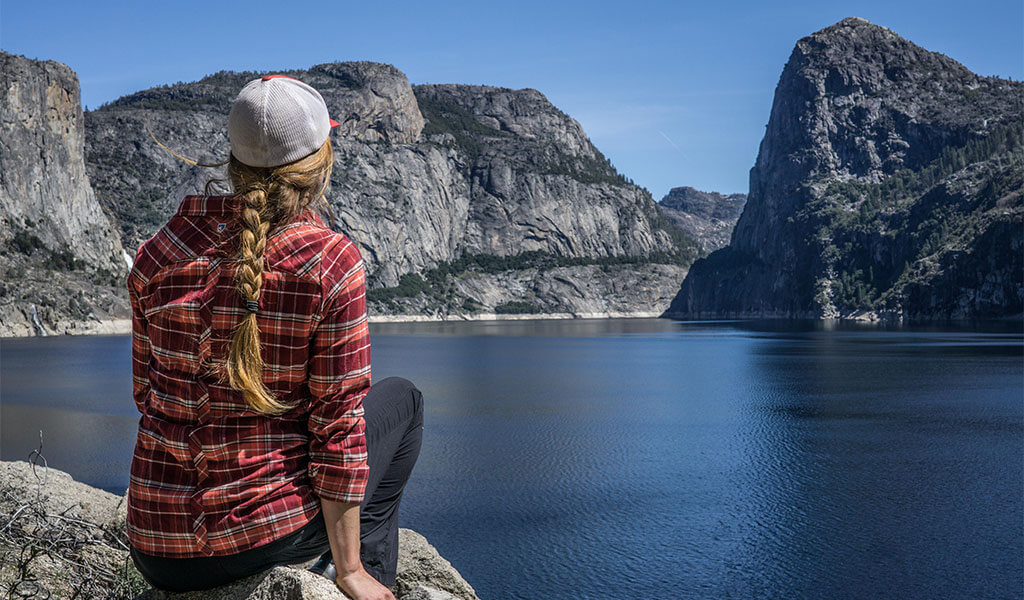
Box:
[126, 194, 371, 558]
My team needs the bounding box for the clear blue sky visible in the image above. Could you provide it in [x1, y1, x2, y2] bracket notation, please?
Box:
[2, 0, 1021, 199]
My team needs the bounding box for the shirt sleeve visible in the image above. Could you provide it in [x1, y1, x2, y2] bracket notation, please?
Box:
[128, 268, 152, 414]
[306, 238, 371, 504]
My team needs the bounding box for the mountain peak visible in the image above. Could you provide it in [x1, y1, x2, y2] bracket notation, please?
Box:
[669, 17, 1024, 322]
[800, 16, 902, 49]
[791, 15, 976, 79]
[819, 16, 885, 32]
[806, 16, 900, 42]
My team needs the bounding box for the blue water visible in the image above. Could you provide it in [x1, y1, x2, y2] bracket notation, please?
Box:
[2, 318, 1022, 600]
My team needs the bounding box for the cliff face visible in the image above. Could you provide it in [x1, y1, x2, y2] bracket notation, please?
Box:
[413, 84, 673, 262]
[657, 186, 747, 253]
[667, 17, 1024, 321]
[83, 63, 696, 319]
[0, 52, 130, 337]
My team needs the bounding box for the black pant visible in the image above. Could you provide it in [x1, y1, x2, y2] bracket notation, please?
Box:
[130, 376, 424, 592]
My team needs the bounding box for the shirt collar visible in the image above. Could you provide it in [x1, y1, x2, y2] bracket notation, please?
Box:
[175, 195, 239, 217]
[175, 194, 327, 227]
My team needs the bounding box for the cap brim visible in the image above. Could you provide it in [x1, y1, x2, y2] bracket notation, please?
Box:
[329, 118, 341, 128]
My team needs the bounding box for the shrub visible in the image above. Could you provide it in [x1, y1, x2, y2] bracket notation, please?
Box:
[42, 248, 86, 272]
[494, 301, 541, 314]
[11, 229, 44, 255]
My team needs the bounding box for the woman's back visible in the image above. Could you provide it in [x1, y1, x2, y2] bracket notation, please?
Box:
[128, 75, 416, 600]
[127, 193, 371, 558]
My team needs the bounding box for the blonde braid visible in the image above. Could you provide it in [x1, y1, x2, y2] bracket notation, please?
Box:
[225, 185, 292, 414]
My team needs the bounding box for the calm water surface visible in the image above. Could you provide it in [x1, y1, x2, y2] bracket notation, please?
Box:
[2, 318, 1022, 600]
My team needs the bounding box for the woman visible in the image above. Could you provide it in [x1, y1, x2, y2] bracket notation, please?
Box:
[126, 74, 422, 600]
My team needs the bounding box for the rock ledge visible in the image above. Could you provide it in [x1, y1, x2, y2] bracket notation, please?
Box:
[0, 460, 478, 600]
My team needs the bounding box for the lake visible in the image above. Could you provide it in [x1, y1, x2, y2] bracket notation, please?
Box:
[1, 318, 1022, 600]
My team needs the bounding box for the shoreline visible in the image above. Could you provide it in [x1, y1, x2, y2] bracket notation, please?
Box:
[366, 310, 664, 323]
[663, 308, 1024, 324]
[0, 311, 668, 339]
[2, 309, 1020, 340]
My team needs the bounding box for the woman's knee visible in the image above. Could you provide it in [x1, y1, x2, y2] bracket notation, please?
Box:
[372, 376, 422, 417]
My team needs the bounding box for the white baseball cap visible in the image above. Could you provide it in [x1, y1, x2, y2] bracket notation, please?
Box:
[228, 74, 341, 168]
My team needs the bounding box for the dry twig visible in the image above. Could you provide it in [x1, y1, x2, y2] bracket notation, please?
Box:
[0, 433, 146, 599]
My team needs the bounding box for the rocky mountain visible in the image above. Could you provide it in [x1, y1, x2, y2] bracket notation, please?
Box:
[83, 62, 697, 320]
[667, 17, 1024, 321]
[0, 56, 697, 336]
[0, 52, 131, 337]
[657, 186, 747, 253]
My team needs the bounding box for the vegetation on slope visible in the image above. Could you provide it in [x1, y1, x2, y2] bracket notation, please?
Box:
[791, 119, 1023, 313]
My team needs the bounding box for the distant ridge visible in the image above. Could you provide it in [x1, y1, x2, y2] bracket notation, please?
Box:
[658, 186, 747, 253]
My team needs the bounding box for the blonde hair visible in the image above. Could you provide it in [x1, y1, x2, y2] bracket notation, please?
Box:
[210, 139, 337, 415]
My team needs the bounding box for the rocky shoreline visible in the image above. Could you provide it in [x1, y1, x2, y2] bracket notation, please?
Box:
[4, 309, 1021, 339]
[0, 312, 670, 339]
[661, 307, 1024, 324]
[372, 311, 664, 323]
[0, 460, 479, 600]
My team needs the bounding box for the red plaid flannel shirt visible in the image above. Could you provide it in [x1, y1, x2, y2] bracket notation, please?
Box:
[126, 194, 371, 558]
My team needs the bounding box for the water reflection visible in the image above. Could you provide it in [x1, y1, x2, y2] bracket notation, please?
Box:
[370, 316, 688, 337]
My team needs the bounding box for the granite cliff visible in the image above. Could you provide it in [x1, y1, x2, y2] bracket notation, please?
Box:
[0, 56, 698, 336]
[657, 186, 747, 253]
[0, 52, 131, 336]
[83, 64, 697, 321]
[666, 17, 1024, 321]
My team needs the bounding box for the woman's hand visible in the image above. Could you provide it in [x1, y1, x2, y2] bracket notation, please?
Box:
[336, 567, 395, 600]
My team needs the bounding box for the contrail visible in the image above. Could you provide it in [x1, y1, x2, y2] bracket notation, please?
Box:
[658, 130, 682, 152]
